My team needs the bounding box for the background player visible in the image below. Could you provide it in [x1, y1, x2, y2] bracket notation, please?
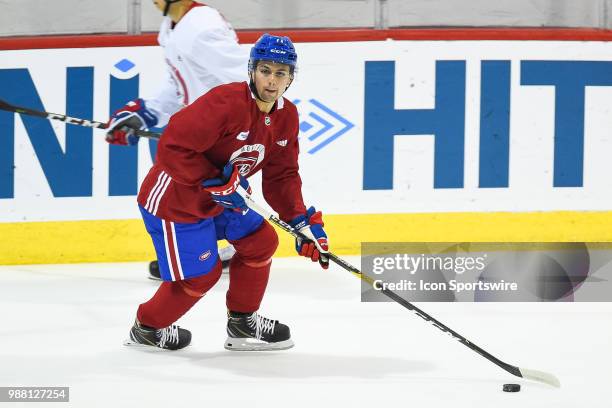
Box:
[105, 0, 245, 279]
[125, 34, 330, 351]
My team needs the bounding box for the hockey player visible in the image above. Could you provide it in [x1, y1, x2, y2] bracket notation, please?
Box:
[125, 34, 330, 351]
[105, 0, 245, 279]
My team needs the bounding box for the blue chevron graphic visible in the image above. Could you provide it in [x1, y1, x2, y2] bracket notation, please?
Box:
[293, 98, 354, 154]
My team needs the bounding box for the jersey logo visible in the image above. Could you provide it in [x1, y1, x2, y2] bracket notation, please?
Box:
[229, 144, 266, 176]
[236, 130, 250, 141]
[199, 250, 212, 261]
[264, 116, 271, 126]
[276, 140, 288, 147]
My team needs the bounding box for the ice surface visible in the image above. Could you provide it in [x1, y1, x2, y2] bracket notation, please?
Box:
[0, 257, 609, 407]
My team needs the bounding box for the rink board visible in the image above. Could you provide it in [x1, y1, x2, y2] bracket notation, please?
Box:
[2, 211, 612, 264]
[1, 30, 612, 264]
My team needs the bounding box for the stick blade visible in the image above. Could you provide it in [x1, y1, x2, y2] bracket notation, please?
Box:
[519, 368, 561, 387]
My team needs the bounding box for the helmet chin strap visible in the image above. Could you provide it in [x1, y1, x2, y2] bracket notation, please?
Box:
[249, 72, 263, 102]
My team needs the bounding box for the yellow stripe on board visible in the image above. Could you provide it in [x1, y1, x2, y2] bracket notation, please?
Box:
[1, 211, 612, 265]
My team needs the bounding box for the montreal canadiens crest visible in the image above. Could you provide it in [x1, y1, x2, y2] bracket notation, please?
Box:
[199, 250, 212, 261]
[228, 144, 266, 176]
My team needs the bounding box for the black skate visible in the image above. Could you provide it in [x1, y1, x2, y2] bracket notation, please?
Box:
[124, 320, 191, 350]
[225, 311, 294, 351]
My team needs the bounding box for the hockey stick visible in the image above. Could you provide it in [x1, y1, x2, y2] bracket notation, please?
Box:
[237, 187, 560, 388]
[0, 98, 161, 140]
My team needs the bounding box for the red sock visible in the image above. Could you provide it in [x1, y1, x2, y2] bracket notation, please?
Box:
[226, 221, 278, 312]
[226, 256, 271, 312]
[137, 260, 222, 328]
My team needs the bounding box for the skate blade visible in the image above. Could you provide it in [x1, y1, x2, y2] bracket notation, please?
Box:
[224, 337, 294, 351]
[123, 338, 154, 347]
[123, 338, 164, 348]
[123, 339, 188, 351]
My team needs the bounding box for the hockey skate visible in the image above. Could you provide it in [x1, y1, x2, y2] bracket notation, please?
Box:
[148, 245, 235, 280]
[225, 311, 294, 351]
[124, 320, 191, 350]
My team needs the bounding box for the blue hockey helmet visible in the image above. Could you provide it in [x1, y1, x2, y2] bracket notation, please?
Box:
[248, 33, 298, 74]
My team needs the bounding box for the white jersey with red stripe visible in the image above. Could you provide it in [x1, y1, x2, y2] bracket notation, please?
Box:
[144, 3, 248, 127]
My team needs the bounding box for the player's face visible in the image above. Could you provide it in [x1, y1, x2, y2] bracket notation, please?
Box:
[253, 62, 293, 103]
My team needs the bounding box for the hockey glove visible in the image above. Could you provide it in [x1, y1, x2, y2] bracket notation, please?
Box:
[289, 207, 329, 269]
[105, 98, 158, 146]
[202, 163, 251, 211]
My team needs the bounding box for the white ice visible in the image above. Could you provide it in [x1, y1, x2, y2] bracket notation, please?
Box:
[0, 257, 610, 408]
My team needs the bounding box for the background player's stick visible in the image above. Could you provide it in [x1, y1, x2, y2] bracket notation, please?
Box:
[237, 187, 560, 388]
[0, 98, 161, 140]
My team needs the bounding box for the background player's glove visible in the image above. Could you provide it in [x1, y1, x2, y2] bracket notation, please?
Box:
[289, 207, 329, 269]
[202, 163, 251, 211]
[105, 98, 158, 146]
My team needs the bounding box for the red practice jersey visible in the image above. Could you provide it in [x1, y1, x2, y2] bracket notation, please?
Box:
[137, 81, 307, 223]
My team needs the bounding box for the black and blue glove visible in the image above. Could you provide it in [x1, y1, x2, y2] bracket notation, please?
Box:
[202, 163, 251, 211]
[289, 206, 329, 269]
[105, 98, 158, 146]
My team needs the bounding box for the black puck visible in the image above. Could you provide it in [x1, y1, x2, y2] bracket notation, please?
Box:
[503, 384, 521, 392]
